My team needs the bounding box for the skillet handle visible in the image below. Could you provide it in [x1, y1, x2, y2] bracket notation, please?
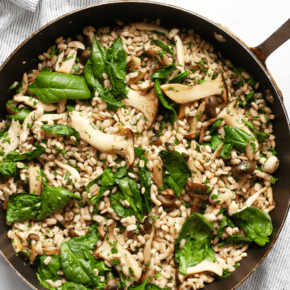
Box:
[250, 18, 290, 65]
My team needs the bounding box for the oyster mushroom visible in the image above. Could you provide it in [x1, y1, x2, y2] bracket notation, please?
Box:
[127, 68, 147, 85]
[157, 195, 176, 208]
[144, 228, 155, 265]
[174, 34, 185, 72]
[70, 111, 135, 169]
[127, 56, 141, 71]
[185, 260, 223, 278]
[104, 279, 120, 290]
[29, 165, 42, 195]
[186, 101, 205, 140]
[55, 41, 85, 74]
[187, 157, 202, 183]
[161, 74, 228, 104]
[145, 45, 170, 66]
[15, 73, 28, 96]
[232, 160, 256, 176]
[186, 180, 209, 195]
[0, 120, 20, 159]
[57, 99, 67, 113]
[239, 187, 268, 212]
[152, 159, 163, 189]
[54, 160, 81, 187]
[38, 113, 67, 122]
[79, 49, 92, 66]
[217, 99, 258, 161]
[260, 155, 279, 174]
[123, 89, 159, 130]
[94, 223, 142, 288]
[140, 267, 155, 284]
[83, 26, 96, 46]
[14, 96, 58, 112]
[20, 106, 44, 144]
[133, 23, 169, 35]
[205, 96, 217, 119]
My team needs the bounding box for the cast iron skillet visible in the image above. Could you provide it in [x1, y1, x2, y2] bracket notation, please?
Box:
[0, 1, 289, 289]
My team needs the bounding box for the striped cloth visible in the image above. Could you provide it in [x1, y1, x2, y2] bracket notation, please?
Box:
[0, 1, 289, 290]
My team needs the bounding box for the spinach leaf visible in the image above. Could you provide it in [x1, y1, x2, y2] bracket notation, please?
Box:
[244, 122, 269, 143]
[101, 167, 116, 187]
[7, 107, 31, 123]
[233, 67, 244, 87]
[151, 30, 166, 37]
[159, 150, 191, 196]
[224, 126, 250, 152]
[59, 282, 91, 290]
[85, 174, 101, 193]
[247, 75, 256, 87]
[0, 162, 19, 178]
[204, 245, 216, 262]
[146, 284, 163, 290]
[109, 191, 136, 218]
[29, 72, 91, 104]
[41, 124, 80, 139]
[61, 240, 99, 287]
[204, 134, 223, 152]
[115, 176, 143, 220]
[37, 183, 81, 220]
[49, 45, 57, 59]
[6, 193, 42, 223]
[154, 79, 176, 126]
[174, 213, 214, 275]
[218, 235, 252, 248]
[220, 144, 232, 159]
[66, 104, 75, 112]
[137, 155, 152, 213]
[4, 145, 45, 162]
[94, 259, 112, 275]
[162, 173, 180, 195]
[219, 268, 232, 279]
[90, 187, 109, 209]
[232, 207, 272, 246]
[168, 71, 190, 84]
[209, 118, 223, 135]
[217, 216, 235, 238]
[134, 147, 145, 158]
[151, 64, 177, 80]
[0, 123, 11, 140]
[114, 165, 127, 179]
[38, 254, 61, 280]
[105, 38, 127, 101]
[153, 39, 174, 54]
[36, 272, 61, 290]
[91, 38, 107, 84]
[84, 59, 124, 111]
[129, 277, 151, 290]
[245, 90, 255, 106]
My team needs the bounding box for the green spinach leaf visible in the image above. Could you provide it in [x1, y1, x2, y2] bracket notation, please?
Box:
[0, 162, 19, 178]
[168, 71, 190, 84]
[151, 64, 177, 80]
[244, 122, 269, 143]
[7, 107, 31, 123]
[109, 191, 136, 218]
[29, 72, 91, 104]
[36, 272, 61, 290]
[224, 126, 250, 152]
[153, 39, 174, 54]
[218, 235, 252, 248]
[232, 207, 272, 246]
[91, 38, 107, 84]
[217, 216, 235, 239]
[4, 145, 45, 162]
[59, 282, 91, 290]
[220, 144, 232, 159]
[134, 147, 145, 158]
[38, 254, 61, 280]
[209, 118, 223, 135]
[0, 123, 11, 140]
[41, 124, 80, 139]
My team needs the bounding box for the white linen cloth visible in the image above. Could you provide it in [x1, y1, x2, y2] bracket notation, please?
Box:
[0, 1, 289, 290]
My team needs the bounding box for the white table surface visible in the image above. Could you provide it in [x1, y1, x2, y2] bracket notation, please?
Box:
[0, 0, 289, 289]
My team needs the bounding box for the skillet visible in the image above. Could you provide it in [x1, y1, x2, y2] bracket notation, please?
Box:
[0, 1, 289, 289]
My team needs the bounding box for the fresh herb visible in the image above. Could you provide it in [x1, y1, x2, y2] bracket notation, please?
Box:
[134, 147, 146, 158]
[244, 122, 270, 143]
[224, 126, 250, 152]
[41, 124, 80, 139]
[49, 45, 57, 59]
[7, 107, 32, 123]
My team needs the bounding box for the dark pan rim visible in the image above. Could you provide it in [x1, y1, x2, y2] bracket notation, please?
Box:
[0, 1, 289, 290]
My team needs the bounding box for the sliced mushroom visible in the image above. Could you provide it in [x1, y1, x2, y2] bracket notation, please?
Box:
[232, 160, 256, 176]
[144, 228, 155, 265]
[15, 73, 28, 96]
[161, 74, 227, 104]
[204, 63, 217, 82]
[38, 113, 67, 122]
[20, 106, 44, 144]
[95, 223, 142, 288]
[165, 142, 175, 152]
[145, 45, 170, 66]
[205, 96, 217, 119]
[150, 136, 162, 146]
[186, 180, 209, 195]
[174, 34, 185, 72]
[127, 68, 147, 85]
[187, 157, 202, 183]
[57, 99, 67, 114]
[6, 100, 18, 115]
[14, 96, 58, 112]
[186, 260, 223, 277]
[152, 159, 163, 189]
[0, 119, 20, 159]
[142, 216, 153, 235]
[254, 170, 277, 184]
[123, 89, 159, 130]
[217, 99, 258, 161]
[127, 56, 141, 71]
[83, 26, 96, 46]
[186, 101, 205, 140]
[55, 160, 81, 187]
[79, 49, 92, 66]
[55, 41, 85, 74]
[27, 233, 40, 241]
[140, 267, 155, 284]
[133, 23, 169, 35]
[157, 195, 176, 208]
[29, 165, 42, 195]
[261, 155, 279, 174]
[104, 279, 120, 290]
[71, 111, 135, 169]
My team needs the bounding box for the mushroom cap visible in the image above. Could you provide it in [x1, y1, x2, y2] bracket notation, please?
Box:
[123, 88, 159, 130]
[186, 260, 223, 277]
[262, 155, 279, 174]
[67, 41, 85, 51]
[161, 74, 228, 104]
[83, 26, 96, 35]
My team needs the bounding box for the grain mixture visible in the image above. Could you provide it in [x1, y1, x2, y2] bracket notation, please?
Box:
[1, 19, 278, 290]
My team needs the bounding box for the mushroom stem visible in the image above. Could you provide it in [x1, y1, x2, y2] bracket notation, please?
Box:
[174, 34, 185, 72]
[14, 96, 58, 112]
[29, 165, 42, 195]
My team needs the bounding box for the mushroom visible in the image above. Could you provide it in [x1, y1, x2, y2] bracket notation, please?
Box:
[83, 26, 96, 46]
[205, 96, 217, 119]
[57, 99, 67, 114]
[228, 201, 239, 216]
[260, 155, 279, 174]
[133, 23, 169, 35]
[20, 106, 44, 144]
[127, 56, 141, 71]
[140, 267, 155, 284]
[38, 113, 67, 122]
[217, 99, 258, 161]
[71, 111, 134, 169]
[231, 80, 240, 90]
[186, 101, 205, 140]
[14, 96, 58, 112]
[144, 228, 155, 265]
[15, 73, 28, 96]
[55, 41, 85, 74]
[232, 160, 256, 176]
[142, 216, 154, 235]
[127, 68, 147, 85]
[157, 195, 176, 208]
[185, 260, 223, 278]
[165, 142, 175, 152]
[95, 223, 142, 288]
[186, 180, 209, 195]
[79, 49, 92, 66]
[6, 100, 18, 115]
[174, 34, 185, 72]
[239, 187, 268, 212]
[161, 74, 228, 104]
[153, 238, 174, 260]
[27, 233, 40, 241]
[204, 63, 217, 81]
[145, 45, 170, 66]
[254, 170, 277, 184]
[29, 165, 42, 195]
[104, 279, 120, 290]
[152, 159, 163, 189]
[55, 160, 81, 187]
[0, 119, 20, 159]
[150, 136, 162, 146]
[187, 157, 203, 184]
[123, 89, 159, 130]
